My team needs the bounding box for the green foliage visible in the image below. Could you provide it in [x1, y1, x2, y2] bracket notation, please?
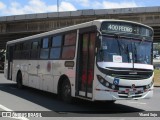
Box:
[154, 43, 160, 54]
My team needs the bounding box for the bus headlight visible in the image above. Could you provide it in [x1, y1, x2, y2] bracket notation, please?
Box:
[97, 75, 119, 90]
[100, 79, 104, 83]
[112, 85, 115, 89]
[97, 75, 114, 89]
[146, 85, 149, 89]
[145, 81, 153, 89]
[149, 83, 152, 88]
[97, 75, 106, 85]
[106, 82, 109, 87]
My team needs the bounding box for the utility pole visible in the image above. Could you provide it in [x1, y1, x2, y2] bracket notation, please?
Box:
[57, 0, 59, 12]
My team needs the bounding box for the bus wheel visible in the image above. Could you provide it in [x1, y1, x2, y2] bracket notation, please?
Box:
[61, 79, 72, 103]
[17, 72, 23, 89]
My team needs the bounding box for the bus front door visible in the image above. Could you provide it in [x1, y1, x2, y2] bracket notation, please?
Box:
[77, 32, 96, 98]
[7, 46, 14, 80]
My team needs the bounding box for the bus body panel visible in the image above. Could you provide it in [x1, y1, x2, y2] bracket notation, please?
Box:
[4, 60, 8, 78]
[12, 59, 77, 96]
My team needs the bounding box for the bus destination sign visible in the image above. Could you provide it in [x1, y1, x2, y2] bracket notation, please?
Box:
[101, 22, 153, 38]
[107, 24, 133, 33]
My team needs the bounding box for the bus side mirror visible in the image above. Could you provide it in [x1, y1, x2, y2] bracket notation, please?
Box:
[96, 38, 101, 48]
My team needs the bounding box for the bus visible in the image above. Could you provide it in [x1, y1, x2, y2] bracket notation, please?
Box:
[4, 19, 154, 103]
[0, 49, 5, 71]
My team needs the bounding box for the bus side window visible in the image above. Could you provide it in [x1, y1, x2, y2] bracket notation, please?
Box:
[50, 35, 62, 59]
[22, 42, 30, 59]
[40, 38, 49, 59]
[30, 41, 39, 59]
[14, 43, 21, 59]
[62, 32, 76, 59]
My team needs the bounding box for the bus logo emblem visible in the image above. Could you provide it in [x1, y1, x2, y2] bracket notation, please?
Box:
[131, 84, 135, 88]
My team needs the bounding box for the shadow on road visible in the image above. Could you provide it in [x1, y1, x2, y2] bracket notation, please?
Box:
[0, 83, 144, 114]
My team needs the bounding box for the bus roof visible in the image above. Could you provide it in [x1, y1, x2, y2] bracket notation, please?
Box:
[7, 19, 153, 45]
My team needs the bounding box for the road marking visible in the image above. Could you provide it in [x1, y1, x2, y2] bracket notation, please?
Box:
[127, 101, 146, 105]
[0, 104, 29, 120]
[0, 104, 12, 111]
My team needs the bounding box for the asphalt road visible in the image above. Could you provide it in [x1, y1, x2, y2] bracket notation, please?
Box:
[0, 73, 159, 120]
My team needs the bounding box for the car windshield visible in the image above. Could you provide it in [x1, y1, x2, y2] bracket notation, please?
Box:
[97, 36, 152, 65]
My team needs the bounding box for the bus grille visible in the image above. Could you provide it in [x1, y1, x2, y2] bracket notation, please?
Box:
[118, 91, 143, 98]
[111, 74, 151, 80]
[99, 67, 153, 80]
[118, 95, 142, 98]
[107, 68, 153, 80]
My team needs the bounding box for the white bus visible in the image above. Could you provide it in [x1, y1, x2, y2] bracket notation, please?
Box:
[4, 19, 154, 103]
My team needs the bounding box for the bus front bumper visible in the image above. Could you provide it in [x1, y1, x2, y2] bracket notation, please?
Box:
[93, 86, 153, 101]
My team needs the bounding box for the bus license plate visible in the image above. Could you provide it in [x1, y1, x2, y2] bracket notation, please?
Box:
[128, 91, 135, 97]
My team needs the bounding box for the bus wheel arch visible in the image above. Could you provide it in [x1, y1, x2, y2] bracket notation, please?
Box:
[16, 70, 23, 89]
[58, 75, 72, 103]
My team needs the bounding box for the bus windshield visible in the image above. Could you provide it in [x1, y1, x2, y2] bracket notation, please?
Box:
[97, 36, 152, 65]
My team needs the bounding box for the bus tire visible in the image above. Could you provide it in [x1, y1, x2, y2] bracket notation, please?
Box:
[16, 72, 23, 89]
[61, 79, 72, 103]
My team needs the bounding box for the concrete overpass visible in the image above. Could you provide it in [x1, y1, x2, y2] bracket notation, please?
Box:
[0, 6, 160, 49]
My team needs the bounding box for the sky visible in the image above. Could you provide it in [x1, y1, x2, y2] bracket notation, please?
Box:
[0, 0, 160, 16]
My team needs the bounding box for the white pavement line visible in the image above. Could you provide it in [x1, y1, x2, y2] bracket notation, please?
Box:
[127, 101, 146, 105]
[0, 104, 12, 111]
[0, 104, 29, 120]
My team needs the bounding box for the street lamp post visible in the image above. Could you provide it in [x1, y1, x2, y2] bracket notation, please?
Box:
[57, 0, 59, 12]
